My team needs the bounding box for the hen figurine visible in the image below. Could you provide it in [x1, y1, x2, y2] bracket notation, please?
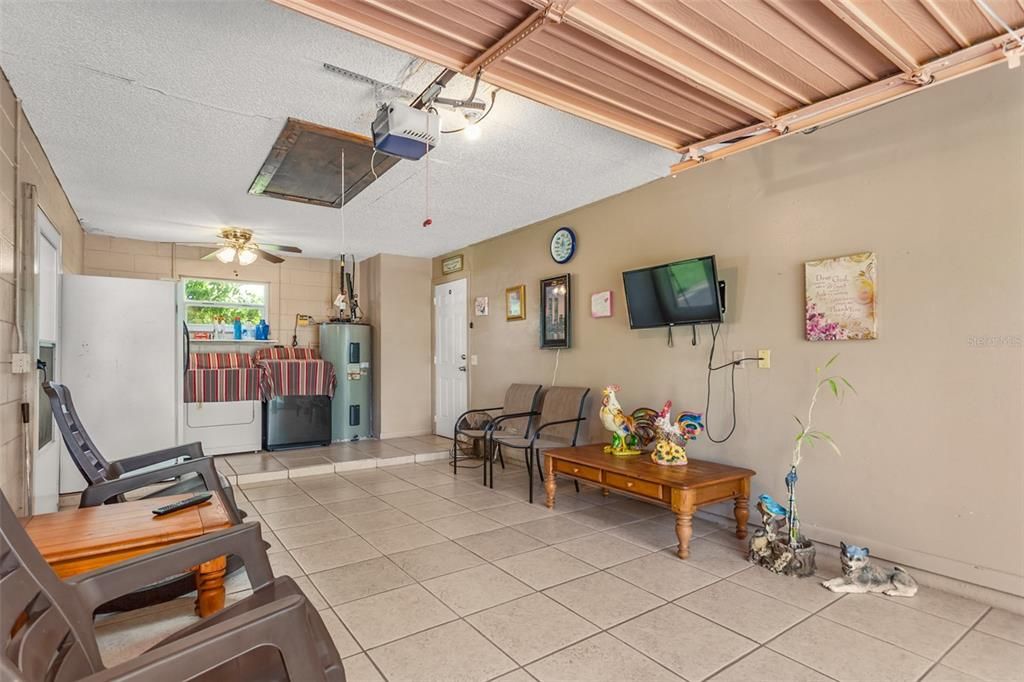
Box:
[600, 385, 643, 455]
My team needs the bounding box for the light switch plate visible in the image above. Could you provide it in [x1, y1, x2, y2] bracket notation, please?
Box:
[470, 355, 478, 366]
[757, 349, 771, 369]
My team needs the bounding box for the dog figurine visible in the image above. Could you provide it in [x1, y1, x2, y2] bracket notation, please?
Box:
[821, 542, 918, 597]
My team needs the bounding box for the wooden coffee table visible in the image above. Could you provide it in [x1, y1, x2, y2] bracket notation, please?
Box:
[544, 444, 755, 559]
[21, 492, 233, 616]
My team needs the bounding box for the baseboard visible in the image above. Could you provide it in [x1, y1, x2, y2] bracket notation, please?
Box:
[379, 429, 434, 439]
[696, 505, 1024, 614]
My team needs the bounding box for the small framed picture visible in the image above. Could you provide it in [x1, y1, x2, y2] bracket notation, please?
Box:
[591, 290, 612, 318]
[441, 254, 464, 275]
[541, 275, 571, 349]
[474, 296, 489, 316]
[505, 285, 525, 321]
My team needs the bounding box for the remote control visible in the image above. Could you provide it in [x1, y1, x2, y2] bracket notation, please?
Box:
[152, 493, 213, 516]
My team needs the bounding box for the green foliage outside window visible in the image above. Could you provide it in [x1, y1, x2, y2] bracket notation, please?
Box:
[184, 279, 265, 305]
[184, 278, 266, 327]
[186, 306, 262, 325]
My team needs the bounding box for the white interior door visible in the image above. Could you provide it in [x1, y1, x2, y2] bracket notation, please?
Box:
[33, 210, 61, 513]
[434, 279, 467, 437]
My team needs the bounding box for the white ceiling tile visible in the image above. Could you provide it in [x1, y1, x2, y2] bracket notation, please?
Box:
[0, 0, 676, 258]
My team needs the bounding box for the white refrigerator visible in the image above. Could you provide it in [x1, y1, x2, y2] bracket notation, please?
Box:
[59, 275, 180, 493]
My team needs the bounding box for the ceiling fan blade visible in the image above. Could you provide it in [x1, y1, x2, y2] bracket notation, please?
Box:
[256, 243, 302, 253]
[177, 242, 224, 248]
[256, 248, 285, 264]
[201, 249, 224, 261]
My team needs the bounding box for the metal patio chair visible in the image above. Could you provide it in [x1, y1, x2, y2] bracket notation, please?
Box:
[0, 493, 345, 682]
[452, 383, 541, 485]
[489, 386, 590, 503]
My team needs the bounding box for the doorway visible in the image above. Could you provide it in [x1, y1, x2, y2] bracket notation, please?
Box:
[33, 209, 61, 513]
[434, 278, 467, 437]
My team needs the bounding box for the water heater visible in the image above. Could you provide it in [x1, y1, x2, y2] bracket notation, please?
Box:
[319, 323, 373, 440]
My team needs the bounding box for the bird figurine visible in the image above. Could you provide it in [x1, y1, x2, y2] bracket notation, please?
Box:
[600, 385, 642, 455]
[758, 494, 789, 517]
[650, 402, 703, 466]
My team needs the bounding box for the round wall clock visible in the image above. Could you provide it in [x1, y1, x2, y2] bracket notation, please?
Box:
[550, 227, 577, 264]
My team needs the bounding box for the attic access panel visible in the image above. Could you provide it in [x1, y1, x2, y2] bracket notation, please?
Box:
[248, 117, 396, 207]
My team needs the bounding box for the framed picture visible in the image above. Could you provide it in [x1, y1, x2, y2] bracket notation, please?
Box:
[805, 251, 877, 341]
[541, 275, 571, 349]
[441, 254, 464, 275]
[474, 296, 489, 316]
[505, 285, 525, 321]
[591, 290, 612, 318]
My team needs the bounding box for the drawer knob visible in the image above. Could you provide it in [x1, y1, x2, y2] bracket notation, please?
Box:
[626, 482, 633, 487]
[572, 468, 580, 474]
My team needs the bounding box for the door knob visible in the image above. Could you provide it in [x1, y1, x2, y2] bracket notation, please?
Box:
[458, 366, 467, 372]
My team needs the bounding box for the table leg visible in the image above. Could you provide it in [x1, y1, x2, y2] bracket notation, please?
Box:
[671, 489, 696, 560]
[195, 555, 227, 617]
[734, 477, 750, 540]
[544, 456, 557, 509]
[675, 511, 694, 559]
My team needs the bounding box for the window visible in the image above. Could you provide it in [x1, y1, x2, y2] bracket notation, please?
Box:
[183, 278, 268, 330]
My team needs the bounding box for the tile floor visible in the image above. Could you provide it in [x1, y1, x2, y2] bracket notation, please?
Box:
[214, 434, 455, 484]
[95, 454, 1024, 682]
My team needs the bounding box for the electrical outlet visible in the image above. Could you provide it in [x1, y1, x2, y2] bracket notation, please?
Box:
[732, 351, 745, 368]
[757, 349, 771, 369]
[11, 353, 31, 374]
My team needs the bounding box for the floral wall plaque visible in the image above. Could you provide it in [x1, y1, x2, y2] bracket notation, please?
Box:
[805, 252, 877, 341]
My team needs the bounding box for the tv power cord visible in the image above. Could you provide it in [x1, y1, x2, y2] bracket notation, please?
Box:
[704, 323, 760, 444]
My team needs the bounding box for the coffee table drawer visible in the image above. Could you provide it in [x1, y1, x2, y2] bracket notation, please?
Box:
[554, 460, 602, 483]
[605, 472, 662, 499]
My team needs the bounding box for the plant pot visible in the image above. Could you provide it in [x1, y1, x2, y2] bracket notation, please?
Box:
[748, 534, 817, 577]
[790, 540, 817, 578]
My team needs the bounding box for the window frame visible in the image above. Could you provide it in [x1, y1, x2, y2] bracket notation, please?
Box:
[182, 277, 269, 332]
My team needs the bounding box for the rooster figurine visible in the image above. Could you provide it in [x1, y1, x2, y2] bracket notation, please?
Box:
[651, 401, 703, 466]
[600, 385, 652, 456]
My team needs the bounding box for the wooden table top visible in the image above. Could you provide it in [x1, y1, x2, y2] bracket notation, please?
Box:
[22, 493, 231, 577]
[545, 443, 755, 489]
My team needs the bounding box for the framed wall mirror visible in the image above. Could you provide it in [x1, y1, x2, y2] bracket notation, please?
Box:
[540, 275, 571, 349]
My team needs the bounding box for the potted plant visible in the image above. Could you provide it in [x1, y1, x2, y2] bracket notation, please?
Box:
[750, 354, 854, 577]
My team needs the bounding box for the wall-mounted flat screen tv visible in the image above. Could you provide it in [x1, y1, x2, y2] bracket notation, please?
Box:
[622, 255, 723, 329]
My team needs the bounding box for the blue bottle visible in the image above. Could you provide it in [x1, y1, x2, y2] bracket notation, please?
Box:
[233, 317, 242, 340]
[256, 319, 268, 340]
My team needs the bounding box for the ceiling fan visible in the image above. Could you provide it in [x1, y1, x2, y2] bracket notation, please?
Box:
[179, 228, 302, 265]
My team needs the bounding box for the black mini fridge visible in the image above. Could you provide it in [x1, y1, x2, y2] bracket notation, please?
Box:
[262, 396, 332, 451]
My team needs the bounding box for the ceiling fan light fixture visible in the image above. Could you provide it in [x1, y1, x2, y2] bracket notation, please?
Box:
[215, 246, 237, 264]
[237, 248, 258, 266]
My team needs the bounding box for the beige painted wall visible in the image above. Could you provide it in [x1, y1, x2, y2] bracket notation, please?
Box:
[358, 253, 432, 439]
[83, 236, 340, 348]
[434, 66, 1024, 595]
[1, 70, 86, 515]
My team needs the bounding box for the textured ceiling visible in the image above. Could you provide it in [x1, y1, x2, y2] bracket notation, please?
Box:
[0, 0, 677, 259]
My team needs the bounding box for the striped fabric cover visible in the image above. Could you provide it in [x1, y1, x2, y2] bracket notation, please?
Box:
[254, 347, 319, 361]
[258, 359, 337, 399]
[184, 367, 263, 403]
[189, 352, 254, 369]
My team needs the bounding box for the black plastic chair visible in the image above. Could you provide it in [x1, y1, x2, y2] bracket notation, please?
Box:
[0, 493, 345, 682]
[43, 381, 244, 521]
[43, 381, 249, 612]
